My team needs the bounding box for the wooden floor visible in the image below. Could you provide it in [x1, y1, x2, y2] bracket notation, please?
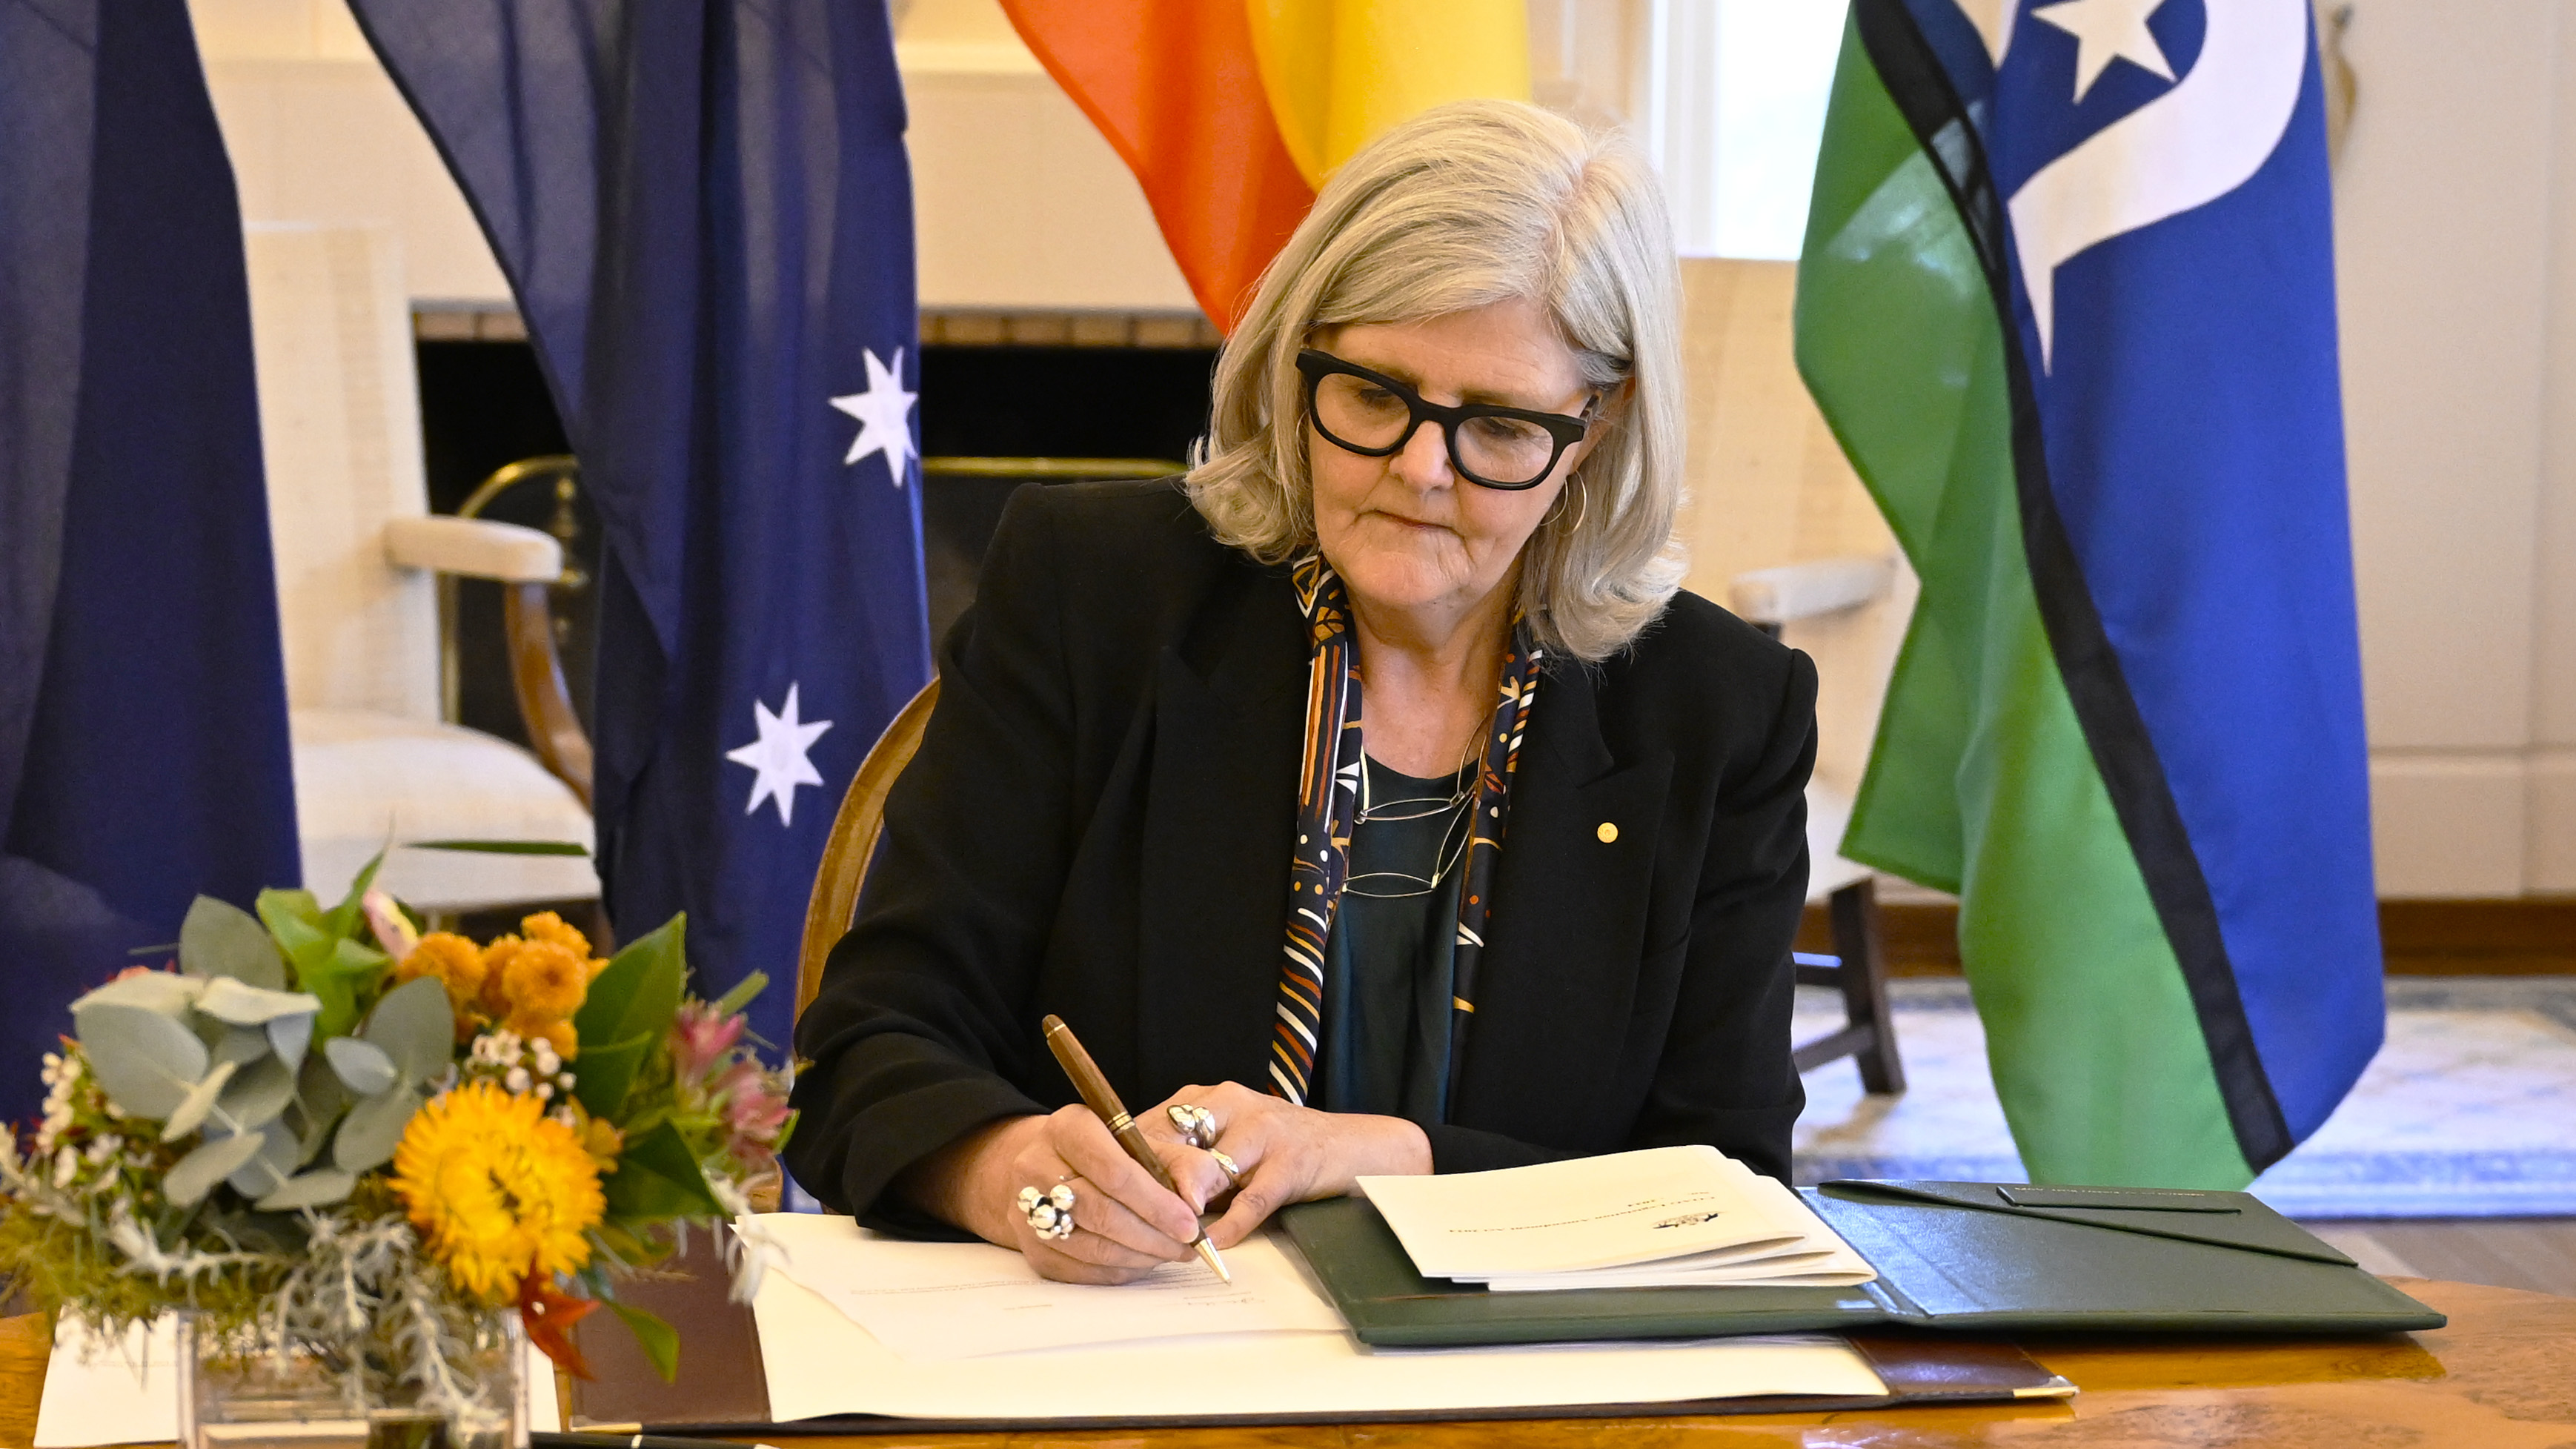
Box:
[2303, 1220, 2576, 1298]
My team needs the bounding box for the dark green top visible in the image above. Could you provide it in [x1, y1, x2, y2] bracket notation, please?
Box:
[1315, 755, 1464, 1127]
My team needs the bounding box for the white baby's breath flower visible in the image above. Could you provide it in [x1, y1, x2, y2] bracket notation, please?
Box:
[52, 1145, 78, 1189]
[534, 1083, 554, 1101]
[504, 1066, 531, 1093]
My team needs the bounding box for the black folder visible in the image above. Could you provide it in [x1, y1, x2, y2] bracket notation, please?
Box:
[1277, 1179, 2447, 1347]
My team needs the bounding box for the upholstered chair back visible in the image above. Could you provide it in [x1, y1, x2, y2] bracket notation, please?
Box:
[242, 223, 441, 723]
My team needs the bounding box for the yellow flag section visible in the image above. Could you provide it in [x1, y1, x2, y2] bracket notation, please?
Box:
[1244, 0, 1532, 188]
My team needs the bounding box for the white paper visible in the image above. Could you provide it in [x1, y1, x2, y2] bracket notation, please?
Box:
[755, 1209, 1344, 1360]
[1478, 1176, 1877, 1291]
[1357, 1145, 1828, 1278]
[35, 1317, 179, 1448]
[36, 1316, 562, 1448]
[744, 1221, 1888, 1422]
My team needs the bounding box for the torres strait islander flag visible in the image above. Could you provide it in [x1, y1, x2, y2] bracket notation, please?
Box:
[1796, 0, 2380, 1187]
[997, 0, 1530, 328]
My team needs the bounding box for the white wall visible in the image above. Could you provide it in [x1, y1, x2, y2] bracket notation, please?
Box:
[2337, 0, 2575, 895]
[187, 0, 1194, 314]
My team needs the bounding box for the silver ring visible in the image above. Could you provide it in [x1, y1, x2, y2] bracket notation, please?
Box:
[1016, 1182, 1075, 1241]
[1167, 1103, 1218, 1150]
[1207, 1147, 1244, 1187]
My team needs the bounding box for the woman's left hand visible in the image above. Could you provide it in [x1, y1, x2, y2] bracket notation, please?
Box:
[1139, 1081, 1431, 1249]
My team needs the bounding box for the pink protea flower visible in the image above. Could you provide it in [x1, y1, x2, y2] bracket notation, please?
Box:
[670, 1001, 746, 1084]
[715, 1060, 790, 1162]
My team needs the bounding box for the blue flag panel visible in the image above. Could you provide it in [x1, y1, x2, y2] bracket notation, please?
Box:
[1897, 0, 2381, 1150]
[348, 1, 934, 1059]
[0, 0, 302, 1121]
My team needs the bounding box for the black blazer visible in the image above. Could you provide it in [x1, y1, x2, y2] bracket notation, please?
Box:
[787, 480, 1819, 1230]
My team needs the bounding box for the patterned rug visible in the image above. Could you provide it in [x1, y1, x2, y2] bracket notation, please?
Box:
[1791, 977, 2576, 1218]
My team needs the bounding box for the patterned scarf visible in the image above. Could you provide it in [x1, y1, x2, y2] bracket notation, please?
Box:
[1269, 555, 1544, 1108]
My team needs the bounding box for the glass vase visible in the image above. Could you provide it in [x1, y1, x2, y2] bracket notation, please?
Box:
[176, 1311, 528, 1449]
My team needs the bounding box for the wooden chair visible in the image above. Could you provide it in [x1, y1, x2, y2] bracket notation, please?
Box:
[797, 679, 940, 1024]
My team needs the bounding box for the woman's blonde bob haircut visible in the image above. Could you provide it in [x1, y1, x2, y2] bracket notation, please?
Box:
[1185, 98, 1687, 662]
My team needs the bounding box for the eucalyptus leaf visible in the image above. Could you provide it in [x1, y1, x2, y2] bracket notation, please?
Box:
[572, 915, 688, 1115]
[196, 978, 323, 1026]
[266, 1012, 313, 1072]
[604, 1302, 681, 1383]
[70, 971, 206, 1019]
[179, 896, 285, 988]
[254, 1167, 356, 1211]
[600, 1120, 725, 1220]
[216, 1053, 299, 1133]
[74, 1002, 211, 1119]
[225, 1120, 300, 1200]
[211, 1025, 273, 1069]
[165, 1131, 267, 1207]
[333, 1085, 425, 1174]
[160, 1060, 240, 1141]
[361, 976, 453, 1084]
[292, 1054, 348, 1165]
[323, 1036, 398, 1096]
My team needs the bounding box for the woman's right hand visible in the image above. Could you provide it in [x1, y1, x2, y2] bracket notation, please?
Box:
[900, 1107, 1218, 1284]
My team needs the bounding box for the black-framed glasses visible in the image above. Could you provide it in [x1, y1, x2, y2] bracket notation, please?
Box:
[1295, 348, 1593, 490]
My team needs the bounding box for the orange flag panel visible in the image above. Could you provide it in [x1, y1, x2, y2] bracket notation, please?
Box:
[998, 0, 1316, 331]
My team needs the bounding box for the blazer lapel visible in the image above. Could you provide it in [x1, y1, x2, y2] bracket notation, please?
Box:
[1454, 663, 1673, 1133]
[1135, 578, 1306, 1098]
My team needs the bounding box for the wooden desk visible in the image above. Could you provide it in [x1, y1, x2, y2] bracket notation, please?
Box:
[7, 1279, 2572, 1448]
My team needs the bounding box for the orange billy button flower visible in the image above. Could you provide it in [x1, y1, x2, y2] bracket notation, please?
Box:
[396, 933, 491, 1042]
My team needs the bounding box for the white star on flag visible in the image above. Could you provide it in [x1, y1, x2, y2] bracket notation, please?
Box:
[724, 683, 834, 826]
[2031, 0, 2175, 103]
[829, 347, 918, 485]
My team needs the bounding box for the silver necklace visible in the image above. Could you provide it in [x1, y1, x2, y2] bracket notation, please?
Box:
[1345, 752, 1478, 901]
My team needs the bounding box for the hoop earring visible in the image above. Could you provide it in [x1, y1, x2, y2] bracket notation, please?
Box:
[1546, 474, 1589, 534]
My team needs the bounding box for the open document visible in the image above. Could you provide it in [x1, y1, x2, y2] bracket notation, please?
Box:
[743, 1213, 1887, 1422]
[1356, 1145, 1876, 1290]
[757, 1210, 1345, 1359]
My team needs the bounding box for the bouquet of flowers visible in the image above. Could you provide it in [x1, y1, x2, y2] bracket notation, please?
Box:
[0, 855, 791, 1413]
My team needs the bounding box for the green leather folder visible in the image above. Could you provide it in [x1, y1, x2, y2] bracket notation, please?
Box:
[1278, 1180, 2447, 1347]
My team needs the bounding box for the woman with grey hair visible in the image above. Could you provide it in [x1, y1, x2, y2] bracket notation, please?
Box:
[789, 99, 1817, 1284]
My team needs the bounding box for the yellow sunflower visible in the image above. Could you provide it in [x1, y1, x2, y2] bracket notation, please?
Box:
[391, 1081, 604, 1304]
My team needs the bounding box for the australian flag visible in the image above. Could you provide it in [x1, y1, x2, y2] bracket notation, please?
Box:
[347, 1, 934, 1059]
[0, 0, 302, 1121]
